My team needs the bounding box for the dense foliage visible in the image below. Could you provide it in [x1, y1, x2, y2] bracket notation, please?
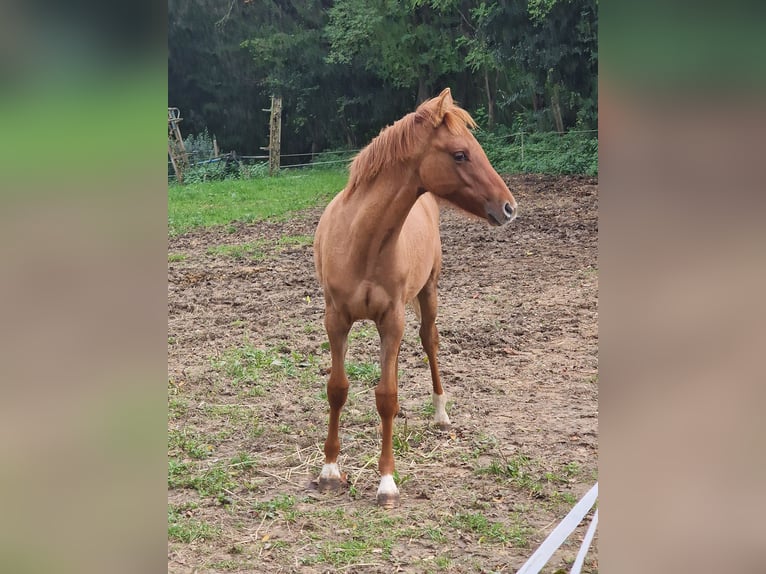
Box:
[169, 0, 597, 162]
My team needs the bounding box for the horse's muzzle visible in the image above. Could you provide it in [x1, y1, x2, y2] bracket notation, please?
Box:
[487, 202, 517, 226]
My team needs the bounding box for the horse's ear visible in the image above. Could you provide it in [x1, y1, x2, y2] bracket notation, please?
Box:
[433, 88, 453, 124]
[417, 88, 453, 127]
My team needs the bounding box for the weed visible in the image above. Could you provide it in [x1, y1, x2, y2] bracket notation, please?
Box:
[277, 234, 314, 247]
[168, 398, 187, 419]
[349, 321, 377, 342]
[229, 452, 257, 471]
[253, 494, 296, 520]
[168, 253, 186, 262]
[168, 506, 221, 543]
[206, 241, 266, 261]
[423, 526, 447, 543]
[449, 512, 531, 546]
[212, 343, 315, 387]
[168, 429, 214, 459]
[346, 361, 381, 385]
[477, 453, 544, 497]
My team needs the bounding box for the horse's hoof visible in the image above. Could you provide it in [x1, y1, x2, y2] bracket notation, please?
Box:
[316, 477, 344, 493]
[435, 421, 451, 431]
[376, 491, 400, 509]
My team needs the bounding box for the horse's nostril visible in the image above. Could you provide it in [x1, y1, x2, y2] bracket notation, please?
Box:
[504, 202, 515, 218]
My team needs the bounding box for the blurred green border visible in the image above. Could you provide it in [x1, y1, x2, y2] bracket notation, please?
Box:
[0, 62, 166, 193]
[601, 3, 766, 91]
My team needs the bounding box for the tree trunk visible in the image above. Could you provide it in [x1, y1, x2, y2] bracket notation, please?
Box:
[417, 77, 429, 104]
[484, 68, 494, 130]
[551, 84, 564, 134]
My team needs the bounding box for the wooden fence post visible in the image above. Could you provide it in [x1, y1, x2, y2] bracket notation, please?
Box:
[168, 107, 189, 183]
[268, 96, 282, 175]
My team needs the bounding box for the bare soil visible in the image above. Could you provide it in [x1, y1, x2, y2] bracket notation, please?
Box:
[168, 173, 598, 573]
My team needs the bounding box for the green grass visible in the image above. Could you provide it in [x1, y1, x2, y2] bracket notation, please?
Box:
[449, 512, 531, 547]
[277, 234, 314, 247]
[168, 169, 348, 236]
[212, 343, 320, 390]
[253, 494, 296, 520]
[168, 253, 186, 262]
[477, 454, 585, 502]
[168, 505, 221, 543]
[477, 129, 598, 176]
[168, 429, 215, 459]
[206, 241, 267, 261]
[345, 361, 381, 385]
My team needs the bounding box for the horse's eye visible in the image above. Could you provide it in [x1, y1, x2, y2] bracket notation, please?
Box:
[453, 151, 467, 162]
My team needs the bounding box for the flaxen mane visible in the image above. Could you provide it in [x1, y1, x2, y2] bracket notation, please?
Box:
[346, 101, 477, 193]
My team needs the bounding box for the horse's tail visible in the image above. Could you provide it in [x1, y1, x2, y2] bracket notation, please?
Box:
[407, 297, 422, 322]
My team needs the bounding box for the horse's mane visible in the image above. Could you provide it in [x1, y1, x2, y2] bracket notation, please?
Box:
[346, 98, 477, 193]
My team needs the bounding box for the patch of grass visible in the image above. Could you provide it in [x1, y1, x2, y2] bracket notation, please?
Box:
[168, 459, 193, 489]
[449, 512, 531, 547]
[168, 169, 348, 236]
[168, 398, 188, 419]
[168, 458, 238, 500]
[206, 240, 266, 261]
[346, 361, 381, 385]
[212, 343, 320, 389]
[229, 451, 257, 471]
[168, 429, 214, 459]
[168, 505, 221, 543]
[297, 507, 405, 566]
[277, 234, 314, 247]
[476, 453, 545, 497]
[423, 526, 447, 543]
[168, 253, 186, 262]
[253, 494, 296, 521]
[478, 455, 586, 501]
[349, 321, 377, 342]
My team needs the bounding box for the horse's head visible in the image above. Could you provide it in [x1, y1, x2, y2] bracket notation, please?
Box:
[415, 88, 517, 226]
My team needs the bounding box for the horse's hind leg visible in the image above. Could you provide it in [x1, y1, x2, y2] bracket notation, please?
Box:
[317, 308, 351, 492]
[417, 280, 451, 430]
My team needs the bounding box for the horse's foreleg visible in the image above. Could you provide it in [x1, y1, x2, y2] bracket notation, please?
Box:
[374, 307, 405, 508]
[318, 308, 351, 492]
[417, 282, 450, 429]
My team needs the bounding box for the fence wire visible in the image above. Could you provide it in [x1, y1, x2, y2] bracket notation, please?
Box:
[168, 128, 597, 181]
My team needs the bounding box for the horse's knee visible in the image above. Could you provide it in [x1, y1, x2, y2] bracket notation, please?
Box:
[327, 380, 349, 409]
[374, 390, 398, 418]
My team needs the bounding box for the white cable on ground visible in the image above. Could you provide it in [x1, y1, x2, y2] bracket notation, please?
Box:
[516, 482, 598, 574]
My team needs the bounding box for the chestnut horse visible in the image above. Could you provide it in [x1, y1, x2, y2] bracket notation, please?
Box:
[313, 88, 517, 507]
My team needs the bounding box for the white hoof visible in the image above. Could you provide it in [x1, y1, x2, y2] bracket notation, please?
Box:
[319, 463, 341, 480]
[433, 392, 451, 428]
[376, 475, 400, 508]
[317, 463, 344, 492]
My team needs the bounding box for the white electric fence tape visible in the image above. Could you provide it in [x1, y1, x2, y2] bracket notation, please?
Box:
[570, 508, 598, 574]
[516, 482, 598, 574]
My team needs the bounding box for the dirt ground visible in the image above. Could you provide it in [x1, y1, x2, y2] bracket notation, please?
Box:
[168, 173, 598, 573]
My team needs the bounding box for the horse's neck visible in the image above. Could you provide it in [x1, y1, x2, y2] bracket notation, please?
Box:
[346, 175, 421, 248]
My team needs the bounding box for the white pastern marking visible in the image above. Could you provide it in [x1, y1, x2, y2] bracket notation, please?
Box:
[319, 463, 341, 479]
[433, 392, 451, 425]
[377, 474, 399, 496]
